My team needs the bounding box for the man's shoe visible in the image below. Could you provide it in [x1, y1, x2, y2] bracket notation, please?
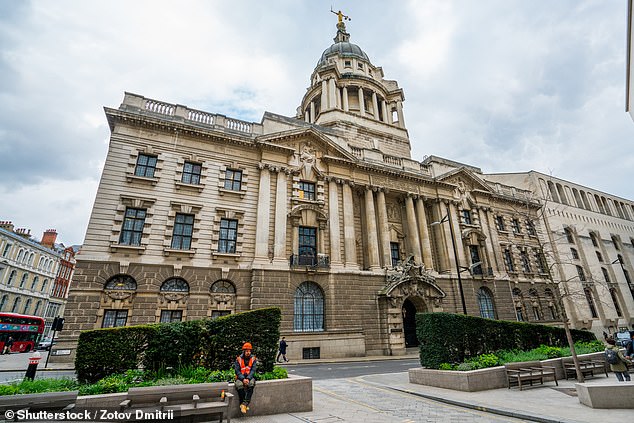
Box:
[240, 404, 247, 414]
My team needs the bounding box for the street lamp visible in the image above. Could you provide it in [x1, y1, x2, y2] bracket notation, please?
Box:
[430, 213, 468, 315]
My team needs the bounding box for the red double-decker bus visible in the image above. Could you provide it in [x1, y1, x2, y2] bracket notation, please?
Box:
[0, 312, 45, 353]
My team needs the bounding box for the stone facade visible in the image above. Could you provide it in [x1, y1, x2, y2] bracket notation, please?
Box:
[53, 22, 565, 362]
[485, 171, 634, 337]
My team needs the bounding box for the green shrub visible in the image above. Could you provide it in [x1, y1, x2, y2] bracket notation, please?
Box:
[0, 385, 18, 396]
[75, 307, 282, 383]
[471, 353, 500, 368]
[456, 362, 477, 371]
[535, 345, 563, 359]
[416, 312, 596, 368]
[438, 363, 454, 370]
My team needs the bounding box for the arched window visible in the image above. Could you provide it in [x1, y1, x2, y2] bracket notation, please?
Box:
[19, 273, 28, 288]
[477, 287, 496, 319]
[104, 275, 137, 290]
[294, 281, 324, 332]
[41, 279, 49, 293]
[11, 297, 21, 313]
[160, 278, 189, 292]
[33, 300, 42, 316]
[17, 250, 24, 263]
[23, 298, 32, 314]
[30, 276, 39, 290]
[7, 270, 16, 286]
[0, 295, 7, 312]
[584, 288, 598, 318]
[211, 280, 236, 293]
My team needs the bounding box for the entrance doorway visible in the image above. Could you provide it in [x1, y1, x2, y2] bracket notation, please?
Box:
[402, 298, 418, 347]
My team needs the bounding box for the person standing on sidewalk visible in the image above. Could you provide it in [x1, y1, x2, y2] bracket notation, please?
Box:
[2, 336, 13, 354]
[234, 342, 257, 414]
[606, 338, 631, 381]
[276, 337, 288, 363]
[624, 331, 634, 361]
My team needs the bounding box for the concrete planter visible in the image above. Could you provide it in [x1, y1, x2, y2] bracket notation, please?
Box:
[409, 351, 608, 392]
[76, 374, 312, 418]
[409, 366, 508, 392]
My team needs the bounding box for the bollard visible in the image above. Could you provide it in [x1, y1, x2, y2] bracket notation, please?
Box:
[24, 351, 42, 381]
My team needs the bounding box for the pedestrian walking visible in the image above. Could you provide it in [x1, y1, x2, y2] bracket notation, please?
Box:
[277, 336, 288, 363]
[605, 338, 631, 382]
[624, 331, 634, 361]
[234, 342, 257, 414]
[3, 336, 13, 354]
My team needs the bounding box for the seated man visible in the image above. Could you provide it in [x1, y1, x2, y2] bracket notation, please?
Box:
[234, 342, 257, 414]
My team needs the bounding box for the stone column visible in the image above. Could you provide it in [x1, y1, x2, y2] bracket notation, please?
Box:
[304, 110, 310, 123]
[405, 195, 422, 264]
[376, 189, 392, 268]
[310, 102, 315, 123]
[483, 208, 503, 273]
[328, 179, 342, 266]
[364, 187, 381, 270]
[416, 197, 433, 269]
[381, 100, 388, 123]
[396, 100, 405, 127]
[447, 201, 465, 268]
[342, 87, 349, 111]
[342, 182, 357, 267]
[371, 92, 379, 120]
[387, 103, 394, 124]
[358, 87, 365, 116]
[336, 86, 342, 109]
[273, 169, 288, 265]
[254, 165, 271, 263]
[321, 80, 328, 112]
[328, 79, 337, 109]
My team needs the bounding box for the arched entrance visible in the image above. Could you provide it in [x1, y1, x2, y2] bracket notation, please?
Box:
[402, 298, 418, 347]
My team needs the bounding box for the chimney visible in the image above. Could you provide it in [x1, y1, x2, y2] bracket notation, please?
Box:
[15, 228, 32, 239]
[0, 221, 14, 232]
[41, 229, 58, 248]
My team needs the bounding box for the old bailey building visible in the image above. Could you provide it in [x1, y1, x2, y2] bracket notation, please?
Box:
[52, 18, 628, 363]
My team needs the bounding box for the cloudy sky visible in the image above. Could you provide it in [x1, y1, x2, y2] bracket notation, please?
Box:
[1, 0, 633, 246]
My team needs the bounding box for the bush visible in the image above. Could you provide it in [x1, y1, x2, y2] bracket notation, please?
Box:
[438, 363, 455, 371]
[535, 345, 563, 359]
[75, 307, 282, 383]
[470, 353, 500, 368]
[416, 312, 596, 369]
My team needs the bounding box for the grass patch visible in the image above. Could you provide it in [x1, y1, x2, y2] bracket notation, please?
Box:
[0, 366, 288, 396]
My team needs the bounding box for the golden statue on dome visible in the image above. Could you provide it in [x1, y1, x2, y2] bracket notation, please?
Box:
[330, 8, 351, 24]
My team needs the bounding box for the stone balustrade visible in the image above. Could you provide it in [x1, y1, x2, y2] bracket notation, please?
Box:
[121, 92, 262, 135]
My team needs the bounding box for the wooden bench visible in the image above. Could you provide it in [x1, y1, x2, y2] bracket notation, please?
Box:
[561, 357, 608, 380]
[119, 382, 233, 423]
[505, 361, 558, 390]
[0, 391, 78, 419]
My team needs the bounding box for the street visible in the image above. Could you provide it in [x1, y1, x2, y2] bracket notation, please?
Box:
[287, 358, 421, 380]
[0, 350, 75, 383]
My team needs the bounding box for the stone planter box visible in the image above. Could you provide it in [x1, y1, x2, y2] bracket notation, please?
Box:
[76, 374, 312, 418]
[409, 351, 608, 392]
[409, 366, 508, 392]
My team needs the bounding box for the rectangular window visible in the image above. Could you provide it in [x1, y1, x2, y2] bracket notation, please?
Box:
[218, 219, 238, 253]
[570, 248, 579, 260]
[182, 161, 202, 185]
[160, 310, 183, 323]
[610, 289, 622, 317]
[223, 169, 242, 191]
[584, 289, 598, 318]
[134, 154, 157, 178]
[390, 242, 400, 267]
[503, 249, 514, 272]
[596, 251, 603, 262]
[612, 235, 620, 250]
[462, 210, 472, 225]
[495, 216, 505, 231]
[211, 310, 231, 319]
[299, 181, 316, 201]
[298, 226, 317, 265]
[511, 219, 521, 234]
[171, 213, 194, 250]
[535, 252, 547, 273]
[119, 208, 146, 246]
[469, 245, 482, 274]
[302, 347, 321, 359]
[102, 310, 128, 328]
[602, 267, 610, 283]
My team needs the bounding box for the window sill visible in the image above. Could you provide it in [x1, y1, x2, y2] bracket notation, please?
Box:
[126, 174, 159, 186]
[109, 243, 146, 254]
[163, 248, 196, 258]
[175, 181, 204, 193]
[292, 197, 323, 206]
[219, 188, 246, 198]
[212, 252, 240, 261]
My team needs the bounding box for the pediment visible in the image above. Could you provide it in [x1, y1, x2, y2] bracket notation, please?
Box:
[256, 127, 357, 163]
[436, 168, 494, 208]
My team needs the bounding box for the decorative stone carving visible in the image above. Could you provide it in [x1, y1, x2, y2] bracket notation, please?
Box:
[159, 292, 188, 304]
[380, 255, 445, 305]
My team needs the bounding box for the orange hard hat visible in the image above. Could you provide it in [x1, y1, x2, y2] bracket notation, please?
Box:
[242, 342, 252, 350]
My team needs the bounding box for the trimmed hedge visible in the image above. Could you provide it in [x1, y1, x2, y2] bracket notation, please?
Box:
[76, 307, 281, 383]
[416, 312, 596, 369]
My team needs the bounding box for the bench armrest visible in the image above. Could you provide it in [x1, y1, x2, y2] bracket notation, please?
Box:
[119, 399, 131, 409]
[505, 369, 521, 375]
[224, 392, 234, 404]
[192, 394, 200, 409]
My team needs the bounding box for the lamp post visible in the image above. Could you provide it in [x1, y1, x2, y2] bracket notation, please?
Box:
[430, 211, 468, 315]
